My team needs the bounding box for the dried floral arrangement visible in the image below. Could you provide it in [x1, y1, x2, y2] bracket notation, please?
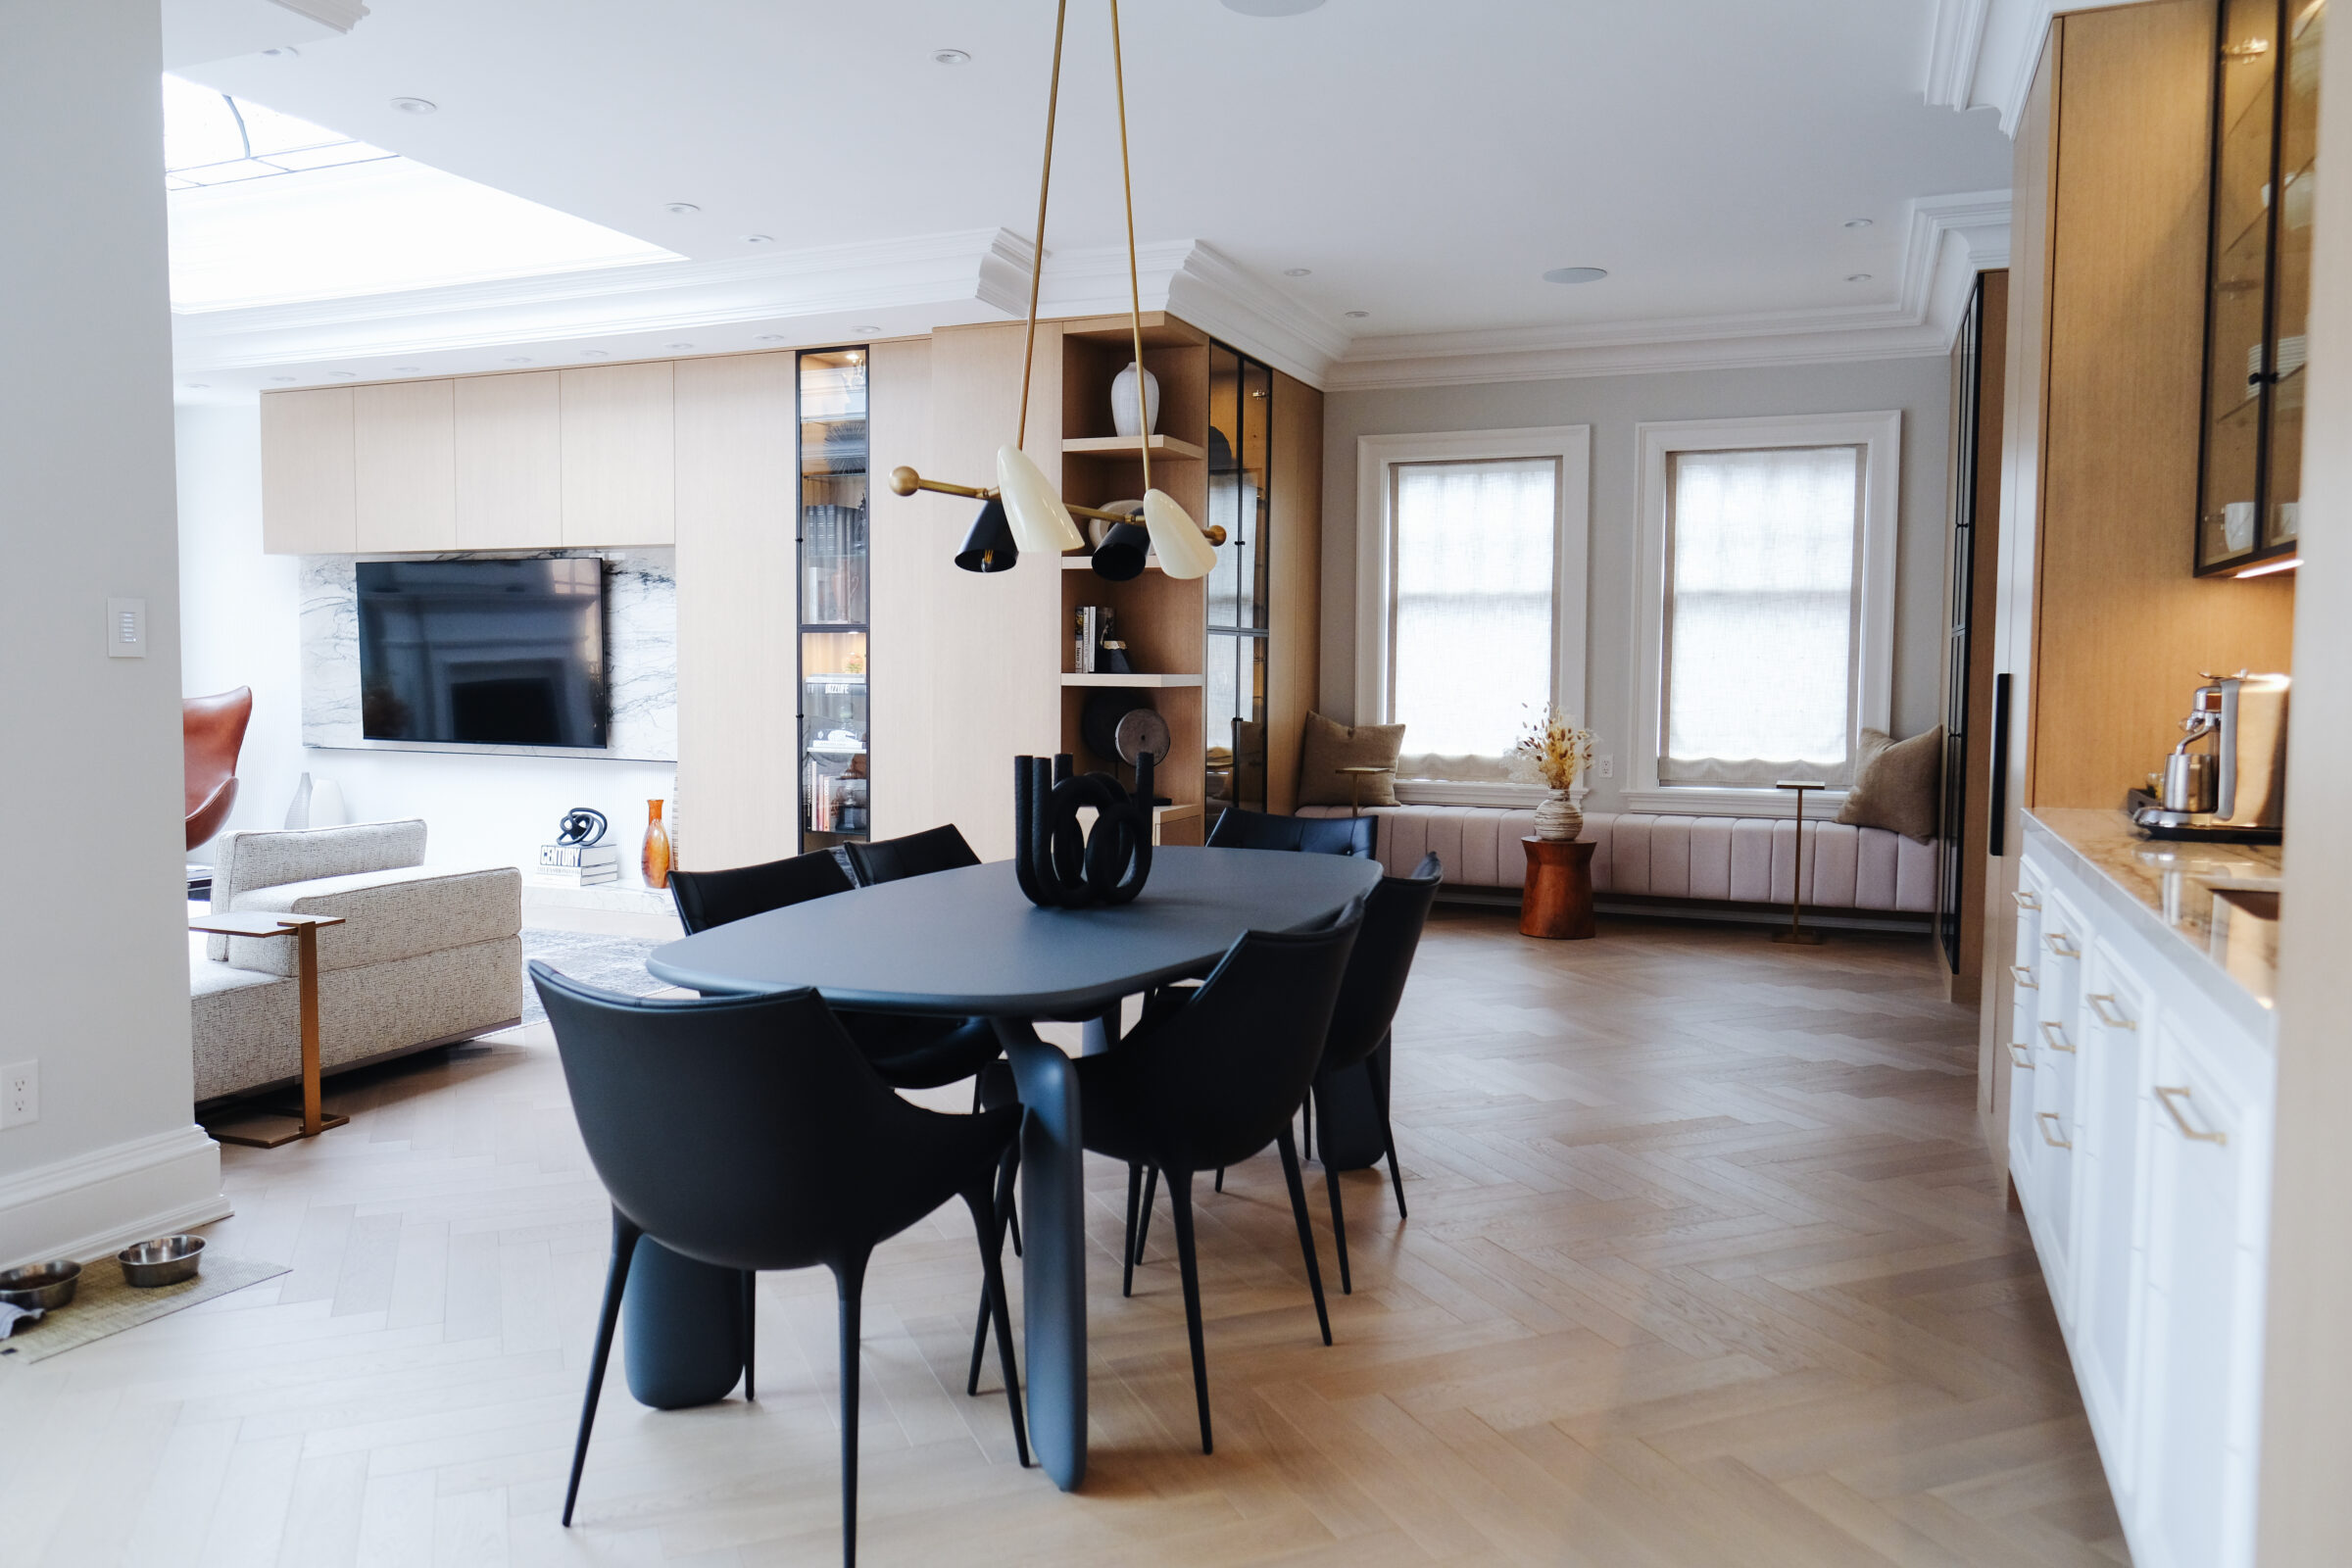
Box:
[1507, 706, 1597, 792]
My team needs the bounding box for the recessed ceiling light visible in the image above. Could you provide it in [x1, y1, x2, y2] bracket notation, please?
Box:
[1845, 272, 1874, 283]
[1843, 218, 1874, 229]
[579, 350, 611, 360]
[504, 357, 533, 365]
[259, 45, 298, 60]
[389, 97, 436, 116]
[393, 366, 421, 373]
[327, 371, 357, 379]
[743, 234, 773, 245]
[1543, 266, 1609, 285]
[185, 383, 209, 389]
[753, 334, 788, 343]
[1222, 0, 1327, 13]
[270, 375, 297, 382]
[666, 342, 696, 351]
[663, 202, 701, 217]
[1283, 268, 1312, 277]
[851, 324, 884, 334]
[1344, 310, 1370, 318]
[933, 48, 972, 65]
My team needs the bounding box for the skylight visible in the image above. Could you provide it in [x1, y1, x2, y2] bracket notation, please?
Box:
[162, 75, 677, 313]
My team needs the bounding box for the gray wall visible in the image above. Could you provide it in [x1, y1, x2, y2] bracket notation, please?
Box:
[1321, 355, 1954, 813]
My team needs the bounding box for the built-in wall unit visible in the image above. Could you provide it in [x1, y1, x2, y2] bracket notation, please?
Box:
[798, 347, 872, 852]
[1977, 4, 2307, 1562]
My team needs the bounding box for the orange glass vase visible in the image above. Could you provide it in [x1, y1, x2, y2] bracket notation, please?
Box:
[642, 799, 671, 890]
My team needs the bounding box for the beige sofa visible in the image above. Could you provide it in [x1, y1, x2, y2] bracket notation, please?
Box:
[189, 819, 523, 1103]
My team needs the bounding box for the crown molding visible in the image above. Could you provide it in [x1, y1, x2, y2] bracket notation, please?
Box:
[269, 0, 368, 30]
[1931, 0, 2143, 135]
[1924, 0, 1996, 110]
[1327, 189, 2011, 392]
[1030, 238, 1346, 387]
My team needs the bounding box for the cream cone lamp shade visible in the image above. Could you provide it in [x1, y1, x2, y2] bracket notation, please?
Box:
[996, 445, 1086, 556]
[1143, 488, 1218, 579]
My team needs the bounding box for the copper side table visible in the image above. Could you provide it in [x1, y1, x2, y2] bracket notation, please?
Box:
[190, 911, 351, 1148]
[1335, 765, 1393, 815]
[1520, 837, 1596, 940]
[1772, 780, 1828, 947]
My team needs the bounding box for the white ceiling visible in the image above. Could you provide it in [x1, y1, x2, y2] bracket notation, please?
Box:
[167, 0, 2020, 395]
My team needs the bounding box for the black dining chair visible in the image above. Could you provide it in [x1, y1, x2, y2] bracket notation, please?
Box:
[973, 900, 1364, 1455]
[668, 849, 1004, 1094]
[531, 962, 1027, 1566]
[1307, 852, 1441, 1293]
[1206, 806, 1375, 858]
[844, 822, 981, 886]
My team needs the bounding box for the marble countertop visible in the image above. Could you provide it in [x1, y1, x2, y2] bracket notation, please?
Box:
[2025, 808, 2280, 1019]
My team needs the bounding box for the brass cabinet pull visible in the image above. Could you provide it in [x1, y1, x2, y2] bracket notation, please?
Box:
[2013, 890, 2041, 910]
[2040, 1020, 2076, 1054]
[2007, 1042, 2034, 1068]
[2010, 964, 2038, 990]
[2087, 993, 2136, 1030]
[2037, 1111, 2073, 1150]
[2045, 931, 2081, 958]
[2155, 1086, 2227, 1146]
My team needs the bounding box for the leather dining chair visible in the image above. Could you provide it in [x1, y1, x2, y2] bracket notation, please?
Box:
[971, 900, 1365, 1455]
[530, 962, 1028, 1565]
[183, 687, 253, 851]
[1206, 806, 1375, 858]
[843, 822, 981, 886]
[667, 850, 1004, 1094]
[1308, 853, 1442, 1293]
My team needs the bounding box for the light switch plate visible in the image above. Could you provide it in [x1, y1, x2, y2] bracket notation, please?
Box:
[106, 597, 146, 659]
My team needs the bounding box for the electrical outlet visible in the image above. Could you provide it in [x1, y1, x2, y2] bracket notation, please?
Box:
[1, 1060, 35, 1128]
[1598, 756, 1615, 780]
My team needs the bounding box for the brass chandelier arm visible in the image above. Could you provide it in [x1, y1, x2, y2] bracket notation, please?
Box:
[1108, 0, 1152, 497]
[1014, 0, 1071, 453]
[890, 466, 1224, 539]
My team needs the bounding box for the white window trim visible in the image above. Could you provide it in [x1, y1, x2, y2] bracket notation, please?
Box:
[1626, 411, 1900, 819]
[1354, 426, 1591, 808]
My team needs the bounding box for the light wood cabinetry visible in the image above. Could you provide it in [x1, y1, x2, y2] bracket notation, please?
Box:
[352, 379, 457, 553]
[259, 386, 356, 554]
[453, 370, 563, 549]
[560, 362, 675, 546]
[2009, 824, 2273, 1568]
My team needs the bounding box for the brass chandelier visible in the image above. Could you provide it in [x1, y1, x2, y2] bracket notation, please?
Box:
[887, 0, 1225, 580]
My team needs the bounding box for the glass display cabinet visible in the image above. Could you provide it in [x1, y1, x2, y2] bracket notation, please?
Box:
[798, 347, 870, 849]
[1204, 343, 1272, 814]
[2198, 0, 2324, 575]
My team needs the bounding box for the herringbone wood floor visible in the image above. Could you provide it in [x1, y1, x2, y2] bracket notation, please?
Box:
[0, 911, 2129, 1566]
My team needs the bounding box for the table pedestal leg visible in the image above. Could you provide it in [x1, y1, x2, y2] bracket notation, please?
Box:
[997, 1019, 1088, 1492]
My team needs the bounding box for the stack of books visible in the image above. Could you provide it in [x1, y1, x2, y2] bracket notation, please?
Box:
[536, 843, 620, 887]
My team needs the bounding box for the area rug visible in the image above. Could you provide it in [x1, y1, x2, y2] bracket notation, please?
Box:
[0, 1255, 288, 1365]
[518, 928, 667, 1024]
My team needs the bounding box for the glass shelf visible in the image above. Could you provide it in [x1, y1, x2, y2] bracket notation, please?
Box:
[799, 347, 871, 845]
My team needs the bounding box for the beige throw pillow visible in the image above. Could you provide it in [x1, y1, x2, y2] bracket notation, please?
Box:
[1836, 726, 1943, 843]
[1297, 712, 1404, 808]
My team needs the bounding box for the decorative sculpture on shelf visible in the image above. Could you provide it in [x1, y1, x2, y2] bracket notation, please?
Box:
[1013, 753, 1154, 909]
[556, 807, 609, 848]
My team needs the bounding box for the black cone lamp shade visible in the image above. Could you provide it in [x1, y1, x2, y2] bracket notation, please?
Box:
[1090, 518, 1151, 581]
[956, 498, 1019, 573]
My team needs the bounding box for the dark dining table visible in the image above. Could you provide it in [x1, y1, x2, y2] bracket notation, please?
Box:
[643, 844, 1382, 1491]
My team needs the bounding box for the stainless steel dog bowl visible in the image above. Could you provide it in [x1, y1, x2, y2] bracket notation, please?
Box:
[117, 1235, 205, 1289]
[0, 1259, 80, 1310]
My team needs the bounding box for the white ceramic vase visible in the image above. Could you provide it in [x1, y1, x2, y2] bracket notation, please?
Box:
[1534, 790, 1582, 843]
[1110, 362, 1160, 438]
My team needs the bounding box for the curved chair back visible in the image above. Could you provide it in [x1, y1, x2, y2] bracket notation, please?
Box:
[1114, 898, 1364, 1172]
[845, 823, 979, 885]
[184, 687, 253, 850]
[530, 963, 992, 1272]
[1207, 807, 1374, 858]
[668, 849, 853, 934]
[1321, 853, 1443, 1077]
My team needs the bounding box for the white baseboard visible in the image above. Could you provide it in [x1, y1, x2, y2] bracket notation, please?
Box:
[0, 1125, 229, 1271]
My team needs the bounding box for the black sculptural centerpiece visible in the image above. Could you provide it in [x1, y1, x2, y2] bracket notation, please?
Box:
[556, 807, 609, 848]
[1013, 753, 1155, 909]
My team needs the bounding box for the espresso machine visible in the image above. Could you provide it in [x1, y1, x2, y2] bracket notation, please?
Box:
[2129, 672, 2289, 843]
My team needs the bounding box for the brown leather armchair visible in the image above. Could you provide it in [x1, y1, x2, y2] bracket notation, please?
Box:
[185, 687, 253, 851]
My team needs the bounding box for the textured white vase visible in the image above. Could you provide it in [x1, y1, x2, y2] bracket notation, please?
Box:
[1110, 362, 1160, 437]
[309, 777, 349, 827]
[1534, 790, 1583, 842]
[284, 772, 313, 828]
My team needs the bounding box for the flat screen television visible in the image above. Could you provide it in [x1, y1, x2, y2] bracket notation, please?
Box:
[357, 558, 608, 749]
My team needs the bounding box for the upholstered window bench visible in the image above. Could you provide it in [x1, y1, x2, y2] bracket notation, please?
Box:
[1294, 804, 1936, 924]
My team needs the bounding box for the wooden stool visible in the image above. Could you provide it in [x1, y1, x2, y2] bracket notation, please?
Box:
[1520, 837, 1596, 940]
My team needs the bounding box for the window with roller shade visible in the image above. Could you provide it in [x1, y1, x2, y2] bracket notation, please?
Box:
[1387, 458, 1558, 779]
